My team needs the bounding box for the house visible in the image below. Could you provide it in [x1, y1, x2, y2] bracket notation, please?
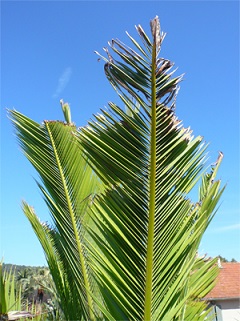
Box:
[205, 262, 240, 321]
[8, 311, 34, 320]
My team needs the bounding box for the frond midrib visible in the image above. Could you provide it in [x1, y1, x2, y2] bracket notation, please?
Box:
[144, 37, 157, 321]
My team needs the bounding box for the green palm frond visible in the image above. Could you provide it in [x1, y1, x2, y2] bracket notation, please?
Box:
[79, 16, 224, 320]
[9, 110, 103, 320]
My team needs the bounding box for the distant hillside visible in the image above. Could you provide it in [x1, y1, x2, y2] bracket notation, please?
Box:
[2, 263, 47, 274]
[2, 255, 238, 274]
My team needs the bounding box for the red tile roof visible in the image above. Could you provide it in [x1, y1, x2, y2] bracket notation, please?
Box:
[205, 262, 240, 300]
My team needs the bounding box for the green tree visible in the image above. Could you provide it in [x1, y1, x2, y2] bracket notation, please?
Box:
[231, 258, 237, 262]
[16, 268, 32, 299]
[9, 17, 224, 320]
[218, 255, 228, 262]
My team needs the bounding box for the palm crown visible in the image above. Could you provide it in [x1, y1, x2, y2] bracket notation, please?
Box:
[9, 16, 224, 321]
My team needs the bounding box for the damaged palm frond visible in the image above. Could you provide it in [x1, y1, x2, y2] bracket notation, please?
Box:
[96, 16, 182, 119]
[79, 16, 224, 320]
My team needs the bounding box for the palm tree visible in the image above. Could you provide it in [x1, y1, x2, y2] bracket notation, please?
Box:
[9, 16, 224, 320]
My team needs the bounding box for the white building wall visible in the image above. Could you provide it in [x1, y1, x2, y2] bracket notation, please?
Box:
[216, 299, 240, 321]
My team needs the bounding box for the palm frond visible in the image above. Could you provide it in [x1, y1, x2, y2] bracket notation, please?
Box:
[9, 111, 103, 320]
[79, 16, 224, 320]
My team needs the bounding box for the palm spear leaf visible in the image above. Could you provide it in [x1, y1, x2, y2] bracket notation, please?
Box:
[9, 110, 103, 320]
[0, 263, 7, 314]
[0, 264, 22, 313]
[79, 16, 224, 320]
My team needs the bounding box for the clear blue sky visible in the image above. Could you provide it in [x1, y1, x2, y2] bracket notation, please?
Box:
[1, 1, 239, 266]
